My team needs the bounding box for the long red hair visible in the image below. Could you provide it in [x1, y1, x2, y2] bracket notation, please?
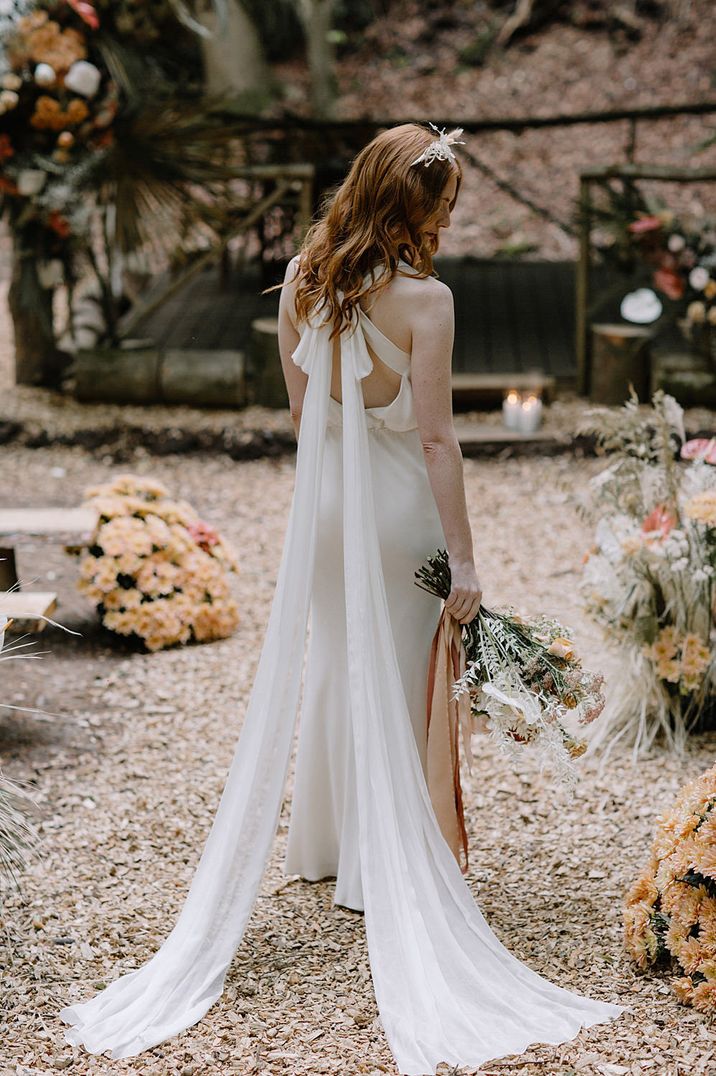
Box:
[288, 123, 462, 338]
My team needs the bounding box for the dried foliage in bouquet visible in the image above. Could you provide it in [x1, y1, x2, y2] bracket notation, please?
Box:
[624, 762, 716, 1014]
[73, 473, 240, 651]
[572, 390, 716, 757]
[0, 614, 38, 889]
[416, 550, 606, 786]
[1, 566, 79, 888]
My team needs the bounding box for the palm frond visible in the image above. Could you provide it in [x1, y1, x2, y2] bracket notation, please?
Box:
[0, 773, 37, 889]
[82, 94, 254, 255]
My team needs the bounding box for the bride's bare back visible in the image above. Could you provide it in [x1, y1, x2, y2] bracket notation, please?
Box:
[282, 260, 450, 411]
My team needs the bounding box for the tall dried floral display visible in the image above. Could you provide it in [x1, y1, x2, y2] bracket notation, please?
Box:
[0, 614, 37, 889]
[0, 0, 247, 385]
[574, 390, 716, 757]
[624, 763, 716, 1014]
[73, 474, 240, 651]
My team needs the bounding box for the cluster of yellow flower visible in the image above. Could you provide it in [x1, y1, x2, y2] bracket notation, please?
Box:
[30, 94, 89, 131]
[76, 474, 240, 652]
[685, 490, 716, 529]
[641, 626, 711, 692]
[624, 763, 716, 1013]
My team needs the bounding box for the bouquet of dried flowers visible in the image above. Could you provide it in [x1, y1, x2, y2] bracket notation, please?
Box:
[624, 762, 716, 1014]
[74, 473, 240, 651]
[415, 550, 606, 785]
[573, 389, 716, 756]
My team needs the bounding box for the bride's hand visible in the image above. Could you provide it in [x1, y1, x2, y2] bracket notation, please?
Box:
[445, 560, 483, 625]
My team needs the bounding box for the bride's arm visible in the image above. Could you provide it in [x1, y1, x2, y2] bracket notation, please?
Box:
[410, 280, 483, 624]
[278, 256, 308, 438]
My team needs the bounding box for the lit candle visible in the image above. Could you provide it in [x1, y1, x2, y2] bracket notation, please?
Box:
[517, 394, 543, 434]
[502, 388, 522, 430]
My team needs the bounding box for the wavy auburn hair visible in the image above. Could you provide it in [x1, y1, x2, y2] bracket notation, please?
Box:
[288, 123, 461, 339]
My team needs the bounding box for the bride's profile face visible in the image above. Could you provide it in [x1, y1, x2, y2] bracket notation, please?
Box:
[419, 170, 459, 252]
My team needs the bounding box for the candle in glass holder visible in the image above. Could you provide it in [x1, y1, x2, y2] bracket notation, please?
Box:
[502, 388, 522, 430]
[517, 393, 543, 434]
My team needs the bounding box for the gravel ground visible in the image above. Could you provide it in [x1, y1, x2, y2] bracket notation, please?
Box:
[2, 445, 716, 1076]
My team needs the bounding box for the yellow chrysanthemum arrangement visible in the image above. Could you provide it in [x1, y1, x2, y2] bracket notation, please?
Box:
[75, 474, 240, 651]
[641, 626, 712, 693]
[624, 762, 716, 1014]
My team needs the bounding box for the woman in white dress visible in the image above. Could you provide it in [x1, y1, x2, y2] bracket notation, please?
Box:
[59, 123, 627, 1074]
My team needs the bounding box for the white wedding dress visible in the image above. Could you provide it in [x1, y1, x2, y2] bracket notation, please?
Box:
[59, 260, 627, 1074]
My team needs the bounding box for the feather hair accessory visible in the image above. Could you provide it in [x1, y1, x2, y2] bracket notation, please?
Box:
[410, 123, 466, 168]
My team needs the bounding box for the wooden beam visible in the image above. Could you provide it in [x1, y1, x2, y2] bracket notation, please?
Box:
[576, 176, 592, 397]
[218, 100, 716, 135]
[0, 507, 97, 540]
[580, 163, 716, 182]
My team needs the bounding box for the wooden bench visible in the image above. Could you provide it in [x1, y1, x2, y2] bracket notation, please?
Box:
[0, 507, 97, 633]
[0, 591, 58, 634]
[451, 372, 556, 407]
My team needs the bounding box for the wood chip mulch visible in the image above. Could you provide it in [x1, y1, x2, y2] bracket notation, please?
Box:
[2, 445, 715, 1075]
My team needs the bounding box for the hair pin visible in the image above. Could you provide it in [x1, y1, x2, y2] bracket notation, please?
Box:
[410, 123, 466, 168]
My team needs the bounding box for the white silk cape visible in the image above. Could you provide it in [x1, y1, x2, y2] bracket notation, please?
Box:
[59, 301, 627, 1074]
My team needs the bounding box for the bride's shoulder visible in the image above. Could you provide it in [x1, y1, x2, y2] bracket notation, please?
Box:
[389, 271, 453, 316]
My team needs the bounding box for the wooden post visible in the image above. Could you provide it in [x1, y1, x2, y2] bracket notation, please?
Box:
[0, 547, 18, 591]
[297, 174, 314, 241]
[575, 176, 592, 397]
[251, 318, 288, 409]
[8, 229, 68, 386]
[590, 323, 653, 405]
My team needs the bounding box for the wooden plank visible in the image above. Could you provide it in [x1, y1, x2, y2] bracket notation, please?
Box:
[452, 372, 554, 388]
[452, 371, 556, 403]
[455, 425, 556, 444]
[514, 262, 545, 372]
[0, 508, 97, 540]
[117, 180, 295, 341]
[0, 591, 58, 633]
[136, 256, 582, 381]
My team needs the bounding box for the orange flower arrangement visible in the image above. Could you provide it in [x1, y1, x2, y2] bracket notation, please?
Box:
[21, 15, 87, 71]
[30, 95, 90, 131]
[624, 763, 716, 1013]
[74, 474, 240, 652]
[0, 134, 14, 161]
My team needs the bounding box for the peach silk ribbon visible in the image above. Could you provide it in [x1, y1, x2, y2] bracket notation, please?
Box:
[425, 606, 478, 875]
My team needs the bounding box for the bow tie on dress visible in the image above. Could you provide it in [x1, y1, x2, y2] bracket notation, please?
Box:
[293, 307, 373, 382]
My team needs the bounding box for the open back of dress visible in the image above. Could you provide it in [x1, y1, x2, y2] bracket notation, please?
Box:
[60, 261, 626, 1074]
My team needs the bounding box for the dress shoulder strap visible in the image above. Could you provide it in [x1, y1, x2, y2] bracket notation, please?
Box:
[357, 309, 410, 375]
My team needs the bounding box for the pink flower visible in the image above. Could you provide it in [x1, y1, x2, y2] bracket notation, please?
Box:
[66, 0, 100, 29]
[681, 438, 716, 465]
[187, 519, 220, 551]
[641, 504, 678, 541]
[653, 267, 685, 301]
[629, 215, 663, 235]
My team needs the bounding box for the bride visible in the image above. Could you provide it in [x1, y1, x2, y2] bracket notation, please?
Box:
[60, 122, 626, 1074]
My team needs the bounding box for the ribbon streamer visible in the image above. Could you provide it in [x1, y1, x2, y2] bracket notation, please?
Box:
[425, 607, 471, 873]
